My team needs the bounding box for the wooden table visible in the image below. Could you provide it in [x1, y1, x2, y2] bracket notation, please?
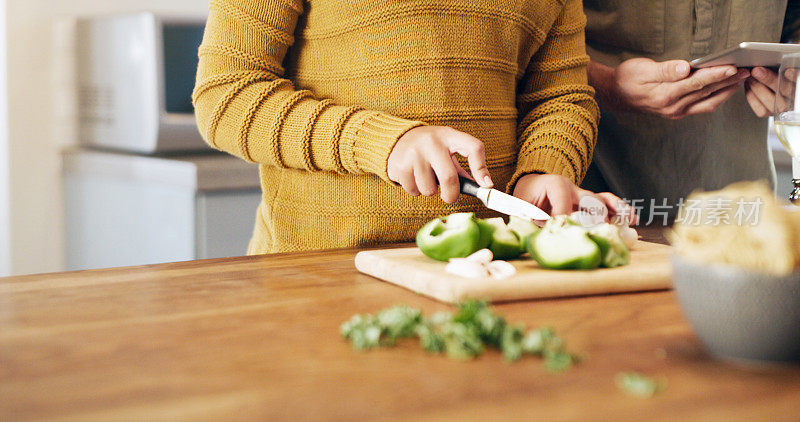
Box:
[1, 228, 799, 421]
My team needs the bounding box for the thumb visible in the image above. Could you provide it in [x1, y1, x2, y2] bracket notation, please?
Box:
[658, 60, 691, 83]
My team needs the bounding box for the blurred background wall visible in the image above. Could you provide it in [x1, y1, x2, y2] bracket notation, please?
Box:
[3, 0, 206, 275]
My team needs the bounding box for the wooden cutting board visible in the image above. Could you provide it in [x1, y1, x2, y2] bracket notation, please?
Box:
[355, 240, 673, 303]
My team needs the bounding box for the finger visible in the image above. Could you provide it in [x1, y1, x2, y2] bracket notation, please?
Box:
[596, 192, 637, 224]
[428, 149, 461, 204]
[747, 79, 777, 115]
[667, 69, 748, 113]
[777, 80, 795, 110]
[775, 89, 791, 114]
[752, 67, 796, 113]
[745, 80, 770, 117]
[786, 67, 799, 84]
[751, 67, 779, 91]
[681, 83, 741, 116]
[656, 60, 691, 83]
[547, 183, 577, 217]
[451, 156, 471, 178]
[413, 160, 437, 197]
[397, 167, 420, 196]
[670, 65, 737, 99]
[445, 131, 493, 188]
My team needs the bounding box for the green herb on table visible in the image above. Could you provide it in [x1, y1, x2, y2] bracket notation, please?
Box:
[615, 372, 666, 398]
[544, 350, 578, 373]
[340, 305, 421, 349]
[340, 301, 578, 369]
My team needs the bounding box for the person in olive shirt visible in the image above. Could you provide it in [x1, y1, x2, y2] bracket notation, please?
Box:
[583, 0, 800, 220]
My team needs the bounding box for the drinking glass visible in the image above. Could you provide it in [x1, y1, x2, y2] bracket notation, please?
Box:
[774, 53, 800, 203]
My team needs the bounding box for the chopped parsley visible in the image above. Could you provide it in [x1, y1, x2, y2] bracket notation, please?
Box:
[341, 300, 578, 369]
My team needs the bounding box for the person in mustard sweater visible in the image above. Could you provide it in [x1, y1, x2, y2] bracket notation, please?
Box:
[193, 0, 628, 254]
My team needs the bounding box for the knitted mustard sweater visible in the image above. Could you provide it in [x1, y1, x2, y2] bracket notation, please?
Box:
[193, 0, 599, 254]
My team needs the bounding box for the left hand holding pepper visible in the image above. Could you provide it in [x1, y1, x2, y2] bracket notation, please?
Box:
[745, 67, 780, 117]
[512, 173, 636, 223]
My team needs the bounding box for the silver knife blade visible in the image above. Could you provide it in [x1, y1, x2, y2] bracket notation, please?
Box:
[476, 188, 550, 220]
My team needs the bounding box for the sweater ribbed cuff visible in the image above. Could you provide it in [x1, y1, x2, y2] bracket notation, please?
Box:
[506, 148, 578, 194]
[340, 111, 425, 183]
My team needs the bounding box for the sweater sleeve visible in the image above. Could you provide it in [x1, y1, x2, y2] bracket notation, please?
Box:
[507, 0, 599, 192]
[192, 0, 424, 182]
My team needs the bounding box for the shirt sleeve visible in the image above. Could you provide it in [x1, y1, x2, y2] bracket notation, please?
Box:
[507, 0, 600, 192]
[192, 0, 424, 182]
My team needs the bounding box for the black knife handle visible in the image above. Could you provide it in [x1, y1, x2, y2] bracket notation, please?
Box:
[459, 176, 481, 197]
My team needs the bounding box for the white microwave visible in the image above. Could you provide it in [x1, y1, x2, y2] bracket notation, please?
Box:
[76, 12, 209, 153]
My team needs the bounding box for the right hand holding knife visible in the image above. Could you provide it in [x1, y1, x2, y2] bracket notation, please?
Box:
[387, 126, 493, 204]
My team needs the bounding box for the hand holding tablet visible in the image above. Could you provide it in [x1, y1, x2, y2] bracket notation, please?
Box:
[689, 42, 800, 117]
[691, 42, 800, 69]
[598, 58, 748, 119]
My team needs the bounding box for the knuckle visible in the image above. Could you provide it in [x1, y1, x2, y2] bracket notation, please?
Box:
[655, 94, 673, 109]
[432, 126, 452, 139]
[440, 172, 458, 186]
[658, 65, 671, 80]
[689, 78, 705, 91]
[420, 132, 437, 145]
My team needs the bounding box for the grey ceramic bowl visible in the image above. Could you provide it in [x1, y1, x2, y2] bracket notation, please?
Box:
[672, 254, 800, 363]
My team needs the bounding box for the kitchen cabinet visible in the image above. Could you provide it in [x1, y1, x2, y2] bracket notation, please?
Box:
[63, 148, 261, 270]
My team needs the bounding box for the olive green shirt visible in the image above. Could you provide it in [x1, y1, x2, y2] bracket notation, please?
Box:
[584, 0, 795, 217]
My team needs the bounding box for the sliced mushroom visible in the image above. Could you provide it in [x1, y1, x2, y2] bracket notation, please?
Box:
[486, 260, 517, 280]
[445, 258, 489, 278]
[619, 226, 639, 249]
[465, 248, 493, 264]
[608, 215, 639, 249]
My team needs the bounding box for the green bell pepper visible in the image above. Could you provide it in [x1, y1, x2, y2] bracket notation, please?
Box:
[481, 217, 525, 260]
[526, 219, 601, 270]
[588, 223, 631, 268]
[475, 218, 495, 250]
[416, 212, 481, 261]
[507, 216, 540, 243]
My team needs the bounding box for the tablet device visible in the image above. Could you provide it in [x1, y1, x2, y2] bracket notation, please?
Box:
[690, 42, 800, 68]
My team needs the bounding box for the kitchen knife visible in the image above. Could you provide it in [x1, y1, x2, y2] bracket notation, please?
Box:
[459, 176, 550, 221]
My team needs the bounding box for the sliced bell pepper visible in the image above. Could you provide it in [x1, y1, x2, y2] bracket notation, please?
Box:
[475, 218, 495, 250]
[588, 223, 631, 268]
[416, 212, 481, 261]
[507, 216, 540, 243]
[481, 217, 525, 260]
[526, 220, 601, 270]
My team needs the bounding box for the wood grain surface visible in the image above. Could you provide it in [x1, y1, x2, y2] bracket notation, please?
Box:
[1, 228, 799, 421]
[355, 240, 672, 303]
